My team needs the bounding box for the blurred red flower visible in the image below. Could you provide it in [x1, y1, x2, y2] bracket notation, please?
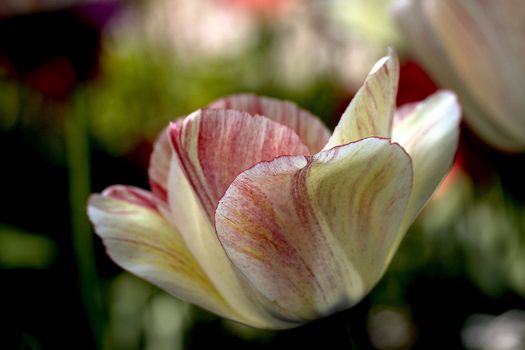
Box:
[218, 0, 297, 17]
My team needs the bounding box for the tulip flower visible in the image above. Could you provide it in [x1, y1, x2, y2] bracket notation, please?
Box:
[392, 0, 525, 152]
[88, 51, 460, 329]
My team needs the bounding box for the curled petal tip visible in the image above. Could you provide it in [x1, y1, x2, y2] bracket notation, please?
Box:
[370, 48, 398, 75]
[324, 50, 400, 150]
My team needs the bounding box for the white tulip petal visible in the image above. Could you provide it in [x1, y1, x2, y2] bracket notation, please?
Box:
[87, 186, 234, 319]
[389, 90, 460, 262]
[393, 0, 525, 151]
[425, 0, 525, 149]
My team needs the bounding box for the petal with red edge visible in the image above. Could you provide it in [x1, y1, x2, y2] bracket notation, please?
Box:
[87, 186, 235, 320]
[209, 94, 331, 154]
[102, 185, 160, 210]
[323, 50, 399, 150]
[216, 138, 412, 320]
[389, 90, 460, 262]
[170, 108, 310, 220]
[148, 120, 185, 203]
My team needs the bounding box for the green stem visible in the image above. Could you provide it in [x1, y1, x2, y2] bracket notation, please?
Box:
[65, 89, 103, 349]
[340, 312, 358, 350]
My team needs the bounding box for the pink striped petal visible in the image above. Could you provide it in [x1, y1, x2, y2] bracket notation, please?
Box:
[323, 50, 399, 150]
[148, 127, 171, 202]
[148, 120, 184, 202]
[388, 91, 460, 262]
[87, 186, 235, 320]
[102, 185, 160, 211]
[215, 138, 413, 320]
[170, 108, 310, 221]
[209, 94, 331, 154]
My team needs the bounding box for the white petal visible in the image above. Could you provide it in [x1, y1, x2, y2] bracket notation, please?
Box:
[216, 138, 413, 320]
[389, 90, 461, 263]
[393, 0, 525, 151]
[87, 186, 234, 319]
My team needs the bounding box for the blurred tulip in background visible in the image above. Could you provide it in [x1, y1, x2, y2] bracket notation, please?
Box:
[393, 0, 525, 152]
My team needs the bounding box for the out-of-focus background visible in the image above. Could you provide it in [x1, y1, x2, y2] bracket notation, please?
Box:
[1, 0, 525, 349]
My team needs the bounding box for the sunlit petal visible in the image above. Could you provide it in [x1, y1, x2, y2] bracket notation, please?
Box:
[216, 138, 412, 320]
[389, 91, 460, 262]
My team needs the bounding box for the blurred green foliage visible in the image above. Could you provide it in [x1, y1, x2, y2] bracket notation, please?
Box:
[87, 35, 345, 157]
[0, 225, 57, 269]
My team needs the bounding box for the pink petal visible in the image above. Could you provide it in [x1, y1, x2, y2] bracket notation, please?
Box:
[323, 50, 399, 150]
[148, 120, 183, 202]
[215, 138, 413, 320]
[103, 185, 159, 211]
[209, 94, 331, 154]
[170, 108, 310, 221]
